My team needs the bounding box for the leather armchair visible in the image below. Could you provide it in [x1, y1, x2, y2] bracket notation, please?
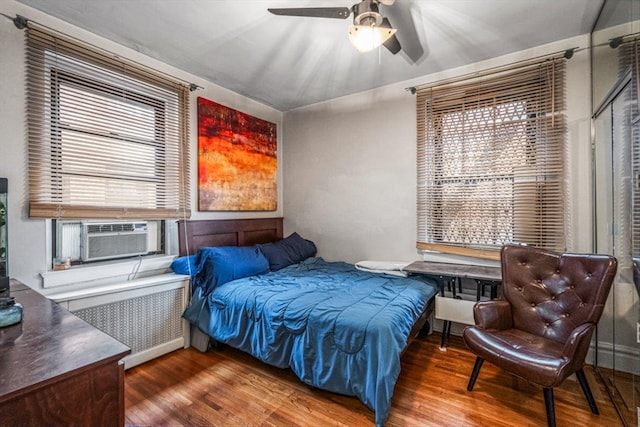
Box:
[463, 244, 617, 427]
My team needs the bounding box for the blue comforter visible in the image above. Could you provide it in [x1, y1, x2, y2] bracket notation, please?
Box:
[186, 257, 437, 426]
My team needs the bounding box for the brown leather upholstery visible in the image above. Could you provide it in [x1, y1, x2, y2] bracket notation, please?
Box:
[463, 244, 617, 427]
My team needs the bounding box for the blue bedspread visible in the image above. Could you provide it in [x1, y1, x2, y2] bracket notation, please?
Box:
[186, 257, 437, 426]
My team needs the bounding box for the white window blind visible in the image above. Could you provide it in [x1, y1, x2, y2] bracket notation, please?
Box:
[26, 27, 191, 220]
[416, 59, 566, 259]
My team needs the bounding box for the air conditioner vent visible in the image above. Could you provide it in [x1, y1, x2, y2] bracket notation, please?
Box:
[81, 221, 148, 261]
[86, 223, 142, 234]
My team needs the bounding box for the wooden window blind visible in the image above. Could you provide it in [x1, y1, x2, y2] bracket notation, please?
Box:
[416, 59, 566, 259]
[26, 27, 191, 220]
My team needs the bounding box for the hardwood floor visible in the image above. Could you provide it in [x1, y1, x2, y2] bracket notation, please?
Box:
[125, 333, 623, 426]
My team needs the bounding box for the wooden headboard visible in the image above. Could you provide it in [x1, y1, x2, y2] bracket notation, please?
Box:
[177, 218, 284, 256]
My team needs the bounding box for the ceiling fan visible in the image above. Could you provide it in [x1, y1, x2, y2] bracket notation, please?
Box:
[268, 0, 405, 55]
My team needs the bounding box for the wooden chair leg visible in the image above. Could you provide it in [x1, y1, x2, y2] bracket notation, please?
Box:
[467, 357, 484, 391]
[543, 387, 556, 427]
[576, 368, 599, 415]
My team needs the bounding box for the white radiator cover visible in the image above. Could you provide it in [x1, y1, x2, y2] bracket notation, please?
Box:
[51, 274, 190, 369]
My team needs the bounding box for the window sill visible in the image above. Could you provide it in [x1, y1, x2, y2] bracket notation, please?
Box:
[420, 251, 500, 268]
[40, 254, 175, 290]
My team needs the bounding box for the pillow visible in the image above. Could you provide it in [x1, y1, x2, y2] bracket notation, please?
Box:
[194, 246, 269, 293]
[170, 255, 197, 276]
[259, 232, 317, 271]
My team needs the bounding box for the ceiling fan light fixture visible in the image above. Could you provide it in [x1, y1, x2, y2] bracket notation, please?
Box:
[348, 24, 396, 52]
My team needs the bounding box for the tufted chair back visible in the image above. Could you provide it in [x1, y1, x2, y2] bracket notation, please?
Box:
[463, 244, 617, 427]
[502, 244, 616, 345]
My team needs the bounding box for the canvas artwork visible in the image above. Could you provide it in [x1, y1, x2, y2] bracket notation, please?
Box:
[197, 97, 277, 211]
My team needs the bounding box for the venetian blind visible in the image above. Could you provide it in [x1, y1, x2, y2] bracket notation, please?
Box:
[26, 27, 191, 220]
[416, 59, 566, 259]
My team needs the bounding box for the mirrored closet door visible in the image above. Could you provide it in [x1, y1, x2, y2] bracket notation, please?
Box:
[592, 1, 640, 425]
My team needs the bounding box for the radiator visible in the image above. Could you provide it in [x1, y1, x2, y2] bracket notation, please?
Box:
[52, 274, 190, 369]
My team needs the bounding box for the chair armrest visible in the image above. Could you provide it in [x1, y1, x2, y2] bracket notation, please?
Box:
[562, 323, 595, 369]
[473, 300, 513, 330]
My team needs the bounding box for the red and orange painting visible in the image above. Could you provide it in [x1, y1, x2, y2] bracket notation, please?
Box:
[197, 97, 277, 211]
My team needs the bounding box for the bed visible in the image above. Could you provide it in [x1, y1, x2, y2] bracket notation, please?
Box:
[177, 218, 437, 426]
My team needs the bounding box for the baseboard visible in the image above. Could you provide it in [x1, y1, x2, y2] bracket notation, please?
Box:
[433, 318, 469, 337]
[588, 340, 640, 375]
[124, 337, 186, 369]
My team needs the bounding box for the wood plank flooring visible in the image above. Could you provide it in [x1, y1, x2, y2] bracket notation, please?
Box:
[125, 333, 623, 426]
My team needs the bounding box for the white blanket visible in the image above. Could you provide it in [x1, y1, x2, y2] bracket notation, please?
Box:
[355, 260, 410, 277]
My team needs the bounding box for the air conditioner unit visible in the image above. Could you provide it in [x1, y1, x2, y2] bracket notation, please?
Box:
[81, 221, 148, 262]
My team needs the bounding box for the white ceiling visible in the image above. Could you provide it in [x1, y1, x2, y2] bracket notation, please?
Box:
[15, 0, 605, 111]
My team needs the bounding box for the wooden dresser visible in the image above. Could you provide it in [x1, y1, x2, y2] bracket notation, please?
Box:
[0, 279, 130, 426]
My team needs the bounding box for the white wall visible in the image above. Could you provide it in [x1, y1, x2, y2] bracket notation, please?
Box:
[283, 86, 418, 262]
[284, 35, 593, 264]
[0, 0, 283, 291]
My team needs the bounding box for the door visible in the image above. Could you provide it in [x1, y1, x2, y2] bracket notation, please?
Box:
[594, 76, 640, 426]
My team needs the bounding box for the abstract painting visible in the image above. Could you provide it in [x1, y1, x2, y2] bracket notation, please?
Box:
[197, 97, 277, 211]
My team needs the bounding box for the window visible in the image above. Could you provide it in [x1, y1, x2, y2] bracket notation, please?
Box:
[416, 59, 566, 259]
[55, 71, 165, 209]
[26, 28, 190, 221]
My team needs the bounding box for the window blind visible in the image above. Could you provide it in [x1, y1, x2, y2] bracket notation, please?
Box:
[416, 59, 566, 259]
[26, 27, 191, 220]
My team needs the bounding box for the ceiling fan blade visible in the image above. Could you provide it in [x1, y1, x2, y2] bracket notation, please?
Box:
[383, 1, 424, 63]
[380, 17, 401, 54]
[268, 7, 351, 19]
